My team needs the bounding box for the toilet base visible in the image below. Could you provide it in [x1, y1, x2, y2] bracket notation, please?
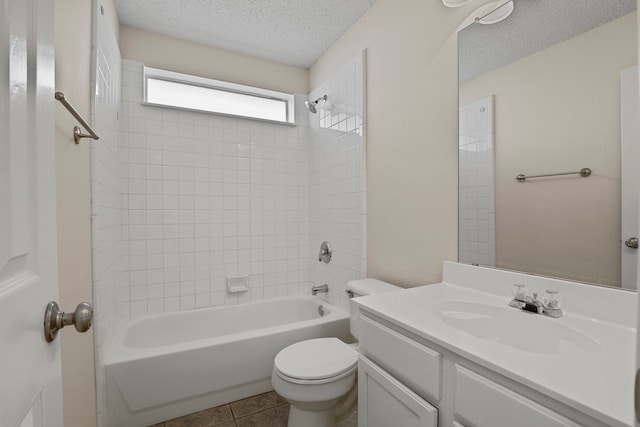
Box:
[287, 402, 358, 427]
[285, 389, 358, 427]
[288, 405, 337, 427]
[335, 405, 358, 426]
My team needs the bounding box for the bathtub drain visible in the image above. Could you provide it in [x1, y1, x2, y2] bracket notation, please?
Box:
[318, 305, 325, 316]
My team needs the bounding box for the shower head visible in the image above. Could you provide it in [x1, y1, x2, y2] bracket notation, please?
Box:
[304, 100, 317, 114]
[305, 95, 327, 114]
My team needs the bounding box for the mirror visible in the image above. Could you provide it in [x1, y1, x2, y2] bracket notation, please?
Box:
[458, 0, 638, 289]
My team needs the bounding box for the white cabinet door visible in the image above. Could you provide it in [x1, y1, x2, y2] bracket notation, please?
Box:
[358, 356, 438, 427]
[0, 0, 62, 426]
[359, 315, 442, 401]
[454, 365, 581, 427]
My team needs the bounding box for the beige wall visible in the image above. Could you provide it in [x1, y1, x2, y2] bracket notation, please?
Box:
[119, 26, 309, 94]
[310, 0, 496, 287]
[55, 1, 119, 426]
[460, 12, 637, 287]
[100, 0, 120, 44]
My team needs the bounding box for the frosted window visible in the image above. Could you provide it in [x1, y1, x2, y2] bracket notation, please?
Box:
[144, 68, 294, 123]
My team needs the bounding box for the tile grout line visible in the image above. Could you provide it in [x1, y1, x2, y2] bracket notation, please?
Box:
[233, 402, 289, 423]
[150, 391, 289, 427]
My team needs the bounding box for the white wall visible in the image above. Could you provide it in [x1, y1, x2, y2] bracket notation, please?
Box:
[111, 56, 367, 314]
[460, 12, 637, 286]
[55, 1, 119, 426]
[308, 52, 367, 310]
[459, 96, 495, 267]
[119, 26, 309, 95]
[310, 0, 498, 287]
[90, 4, 123, 425]
[114, 60, 312, 314]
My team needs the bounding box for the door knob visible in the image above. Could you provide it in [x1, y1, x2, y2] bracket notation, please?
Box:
[44, 301, 93, 343]
[625, 237, 638, 249]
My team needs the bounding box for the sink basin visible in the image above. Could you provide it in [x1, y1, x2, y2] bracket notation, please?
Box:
[434, 301, 601, 354]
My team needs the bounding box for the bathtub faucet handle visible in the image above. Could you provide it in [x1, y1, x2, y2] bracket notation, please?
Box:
[319, 241, 332, 263]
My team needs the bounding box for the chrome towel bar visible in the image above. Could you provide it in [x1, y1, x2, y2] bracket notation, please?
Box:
[516, 167, 591, 183]
[54, 91, 99, 144]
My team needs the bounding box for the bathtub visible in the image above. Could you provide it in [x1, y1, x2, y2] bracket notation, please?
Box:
[105, 296, 350, 427]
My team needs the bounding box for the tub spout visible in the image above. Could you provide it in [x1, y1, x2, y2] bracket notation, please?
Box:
[312, 284, 329, 295]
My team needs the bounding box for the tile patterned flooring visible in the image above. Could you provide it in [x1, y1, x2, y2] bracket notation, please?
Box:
[147, 391, 289, 427]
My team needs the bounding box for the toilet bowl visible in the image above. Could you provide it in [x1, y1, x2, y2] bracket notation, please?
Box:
[272, 279, 401, 427]
[272, 338, 358, 427]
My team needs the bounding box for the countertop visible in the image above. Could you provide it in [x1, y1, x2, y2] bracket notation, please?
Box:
[353, 281, 635, 427]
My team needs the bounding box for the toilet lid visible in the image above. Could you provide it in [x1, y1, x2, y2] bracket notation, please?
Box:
[274, 338, 358, 381]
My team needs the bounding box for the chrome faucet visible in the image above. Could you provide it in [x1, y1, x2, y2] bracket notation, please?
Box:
[508, 285, 563, 318]
[319, 241, 332, 263]
[312, 284, 329, 295]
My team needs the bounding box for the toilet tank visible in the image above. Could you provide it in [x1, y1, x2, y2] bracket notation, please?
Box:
[347, 278, 401, 340]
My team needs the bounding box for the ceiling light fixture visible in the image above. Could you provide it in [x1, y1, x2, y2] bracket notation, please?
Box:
[476, 0, 514, 25]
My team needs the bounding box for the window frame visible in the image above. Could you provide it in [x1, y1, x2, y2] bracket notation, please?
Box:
[142, 66, 296, 124]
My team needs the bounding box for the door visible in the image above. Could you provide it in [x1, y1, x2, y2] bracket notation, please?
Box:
[621, 66, 639, 290]
[358, 356, 438, 427]
[634, 15, 640, 424]
[0, 0, 62, 426]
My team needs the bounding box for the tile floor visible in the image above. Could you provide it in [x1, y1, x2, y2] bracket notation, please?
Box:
[147, 391, 289, 427]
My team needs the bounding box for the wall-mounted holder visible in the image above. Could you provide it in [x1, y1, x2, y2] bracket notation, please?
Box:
[226, 275, 249, 293]
[516, 167, 591, 183]
[55, 91, 100, 144]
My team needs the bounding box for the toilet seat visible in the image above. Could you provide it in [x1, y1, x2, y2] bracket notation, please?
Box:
[274, 338, 358, 384]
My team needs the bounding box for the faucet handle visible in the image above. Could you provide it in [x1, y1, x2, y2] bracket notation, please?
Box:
[543, 290, 561, 309]
[512, 284, 527, 300]
[319, 241, 332, 263]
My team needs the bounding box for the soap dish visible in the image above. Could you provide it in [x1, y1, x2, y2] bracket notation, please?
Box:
[226, 275, 249, 293]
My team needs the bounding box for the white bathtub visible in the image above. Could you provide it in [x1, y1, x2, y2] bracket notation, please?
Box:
[105, 296, 350, 427]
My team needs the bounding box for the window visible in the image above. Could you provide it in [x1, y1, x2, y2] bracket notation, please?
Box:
[143, 67, 295, 124]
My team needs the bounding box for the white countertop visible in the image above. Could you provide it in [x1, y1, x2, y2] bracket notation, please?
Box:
[353, 280, 635, 427]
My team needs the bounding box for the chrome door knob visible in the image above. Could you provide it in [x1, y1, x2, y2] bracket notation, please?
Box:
[44, 301, 93, 342]
[625, 237, 638, 249]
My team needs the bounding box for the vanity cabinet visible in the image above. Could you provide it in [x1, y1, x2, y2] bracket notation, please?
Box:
[357, 310, 608, 427]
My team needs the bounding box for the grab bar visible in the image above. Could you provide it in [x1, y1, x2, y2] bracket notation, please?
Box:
[54, 92, 99, 144]
[516, 167, 591, 183]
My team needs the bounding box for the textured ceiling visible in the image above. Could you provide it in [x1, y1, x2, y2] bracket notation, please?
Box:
[459, 0, 637, 82]
[114, 0, 378, 68]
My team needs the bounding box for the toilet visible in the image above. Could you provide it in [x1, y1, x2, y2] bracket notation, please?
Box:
[272, 279, 401, 427]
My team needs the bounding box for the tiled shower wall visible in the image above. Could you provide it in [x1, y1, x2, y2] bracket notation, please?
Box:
[308, 53, 367, 311]
[458, 96, 496, 267]
[90, 3, 123, 425]
[94, 53, 366, 318]
[117, 60, 312, 315]
[91, 22, 366, 421]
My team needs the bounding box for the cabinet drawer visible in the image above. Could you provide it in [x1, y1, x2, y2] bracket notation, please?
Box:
[359, 314, 442, 401]
[359, 356, 438, 427]
[454, 365, 581, 427]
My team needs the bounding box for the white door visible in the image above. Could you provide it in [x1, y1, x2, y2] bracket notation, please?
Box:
[0, 0, 62, 426]
[634, 64, 640, 427]
[633, 16, 640, 423]
[621, 66, 639, 290]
